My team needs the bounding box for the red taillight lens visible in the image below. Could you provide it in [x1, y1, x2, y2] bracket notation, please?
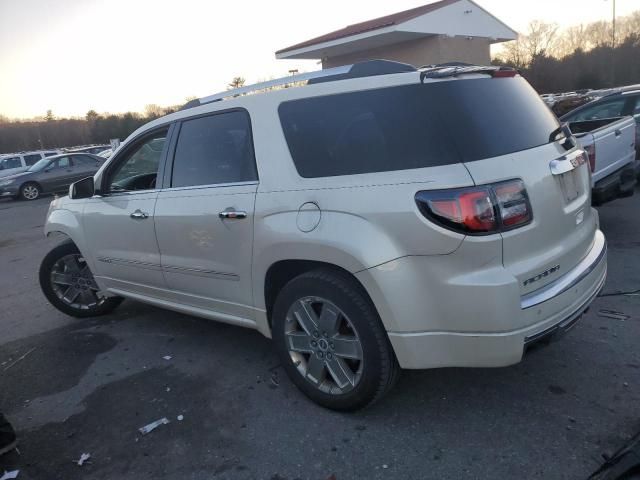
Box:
[415, 179, 532, 235]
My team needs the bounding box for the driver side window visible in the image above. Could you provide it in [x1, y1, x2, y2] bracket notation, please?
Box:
[108, 130, 167, 192]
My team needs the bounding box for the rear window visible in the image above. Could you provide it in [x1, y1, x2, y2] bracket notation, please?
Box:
[24, 154, 42, 166]
[278, 77, 560, 178]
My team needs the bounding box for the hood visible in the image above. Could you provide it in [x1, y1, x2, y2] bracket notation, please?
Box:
[0, 167, 28, 178]
[0, 171, 33, 182]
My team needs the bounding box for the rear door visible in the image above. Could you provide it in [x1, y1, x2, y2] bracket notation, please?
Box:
[72, 155, 103, 181]
[154, 110, 258, 322]
[589, 117, 636, 182]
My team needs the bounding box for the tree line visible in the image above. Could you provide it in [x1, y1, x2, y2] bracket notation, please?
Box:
[0, 103, 188, 154]
[2, 10, 639, 154]
[493, 11, 640, 93]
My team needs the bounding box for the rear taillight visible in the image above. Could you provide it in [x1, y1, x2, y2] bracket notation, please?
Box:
[584, 144, 596, 172]
[415, 179, 532, 235]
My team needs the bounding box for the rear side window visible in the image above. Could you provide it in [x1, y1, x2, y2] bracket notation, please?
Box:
[24, 154, 42, 166]
[279, 77, 560, 178]
[2, 157, 21, 169]
[171, 110, 257, 188]
[44, 152, 58, 157]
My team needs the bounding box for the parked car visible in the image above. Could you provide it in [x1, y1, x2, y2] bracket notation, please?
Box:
[65, 145, 111, 155]
[0, 153, 104, 200]
[39, 61, 606, 411]
[566, 116, 637, 205]
[561, 85, 640, 159]
[97, 148, 113, 159]
[0, 150, 61, 178]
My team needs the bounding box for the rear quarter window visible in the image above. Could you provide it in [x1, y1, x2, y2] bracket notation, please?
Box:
[279, 77, 560, 178]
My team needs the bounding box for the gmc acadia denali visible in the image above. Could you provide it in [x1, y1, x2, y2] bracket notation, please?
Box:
[39, 61, 607, 410]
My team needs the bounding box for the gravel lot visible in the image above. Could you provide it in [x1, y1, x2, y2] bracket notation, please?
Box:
[0, 192, 639, 480]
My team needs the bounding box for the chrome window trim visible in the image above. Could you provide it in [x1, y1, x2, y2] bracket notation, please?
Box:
[159, 180, 259, 193]
[521, 230, 606, 309]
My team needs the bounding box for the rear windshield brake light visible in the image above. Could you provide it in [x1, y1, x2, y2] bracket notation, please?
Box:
[491, 69, 518, 78]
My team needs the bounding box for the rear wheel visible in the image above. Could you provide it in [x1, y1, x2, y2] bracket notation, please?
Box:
[20, 182, 41, 200]
[39, 241, 123, 318]
[272, 269, 399, 411]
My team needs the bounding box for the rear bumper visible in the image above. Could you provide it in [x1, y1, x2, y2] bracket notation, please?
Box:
[592, 164, 637, 205]
[359, 230, 607, 369]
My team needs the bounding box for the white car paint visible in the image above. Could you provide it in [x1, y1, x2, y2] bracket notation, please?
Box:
[44, 67, 606, 369]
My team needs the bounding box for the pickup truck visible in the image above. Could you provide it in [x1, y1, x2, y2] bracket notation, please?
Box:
[567, 116, 637, 205]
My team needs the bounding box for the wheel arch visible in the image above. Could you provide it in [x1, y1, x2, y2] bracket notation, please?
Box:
[263, 259, 380, 331]
[44, 209, 95, 271]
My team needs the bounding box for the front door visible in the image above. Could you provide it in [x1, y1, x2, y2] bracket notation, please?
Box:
[83, 128, 171, 295]
[42, 156, 76, 192]
[154, 110, 258, 323]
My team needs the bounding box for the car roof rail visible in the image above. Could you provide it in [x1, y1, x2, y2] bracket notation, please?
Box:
[185, 60, 417, 109]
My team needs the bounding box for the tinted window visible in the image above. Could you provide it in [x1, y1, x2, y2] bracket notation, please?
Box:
[171, 111, 257, 188]
[1, 157, 21, 169]
[279, 77, 560, 178]
[46, 157, 70, 170]
[44, 152, 58, 157]
[109, 130, 167, 191]
[569, 98, 626, 121]
[74, 155, 98, 165]
[24, 154, 42, 166]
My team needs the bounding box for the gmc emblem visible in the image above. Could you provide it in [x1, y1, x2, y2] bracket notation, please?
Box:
[523, 265, 560, 286]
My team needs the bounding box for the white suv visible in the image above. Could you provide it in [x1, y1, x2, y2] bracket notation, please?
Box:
[39, 61, 607, 410]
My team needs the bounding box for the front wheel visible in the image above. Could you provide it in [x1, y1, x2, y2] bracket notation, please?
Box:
[20, 182, 41, 200]
[39, 241, 123, 318]
[272, 269, 399, 411]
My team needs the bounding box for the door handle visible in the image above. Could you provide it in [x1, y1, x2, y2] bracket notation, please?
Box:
[615, 129, 622, 137]
[219, 209, 247, 219]
[130, 209, 149, 220]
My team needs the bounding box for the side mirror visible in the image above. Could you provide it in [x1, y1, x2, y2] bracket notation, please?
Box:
[70, 176, 95, 199]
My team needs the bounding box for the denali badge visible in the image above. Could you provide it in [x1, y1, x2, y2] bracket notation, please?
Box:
[524, 265, 560, 286]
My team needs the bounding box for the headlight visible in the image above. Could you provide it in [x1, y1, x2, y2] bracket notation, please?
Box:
[0, 179, 14, 187]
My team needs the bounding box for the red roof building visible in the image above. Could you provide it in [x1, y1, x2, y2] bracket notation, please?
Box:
[276, 0, 517, 69]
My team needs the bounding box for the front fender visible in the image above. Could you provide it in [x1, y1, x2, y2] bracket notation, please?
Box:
[44, 205, 95, 271]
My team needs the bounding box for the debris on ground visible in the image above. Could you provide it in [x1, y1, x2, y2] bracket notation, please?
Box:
[597, 309, 630, 321]
[162, 355, 172, 361]
[138, 417, 170, 435]
[76, 453, 91, 466]
[3, 347, 37, 372]
[0, 471, 19, 480]
[177, 415, 184, 421]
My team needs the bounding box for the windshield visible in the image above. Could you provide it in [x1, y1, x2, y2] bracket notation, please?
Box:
[27, 158, 51, 172]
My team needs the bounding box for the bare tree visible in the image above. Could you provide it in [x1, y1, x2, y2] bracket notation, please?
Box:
[228, 77, 246, 90]
[524, 20, 559, 58]
[553, 24, 588, 58]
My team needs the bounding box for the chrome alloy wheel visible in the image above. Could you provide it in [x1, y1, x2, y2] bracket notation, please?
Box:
[285, 296, 364, 395]
[22, 184, 40, 200]
[49, 254, 104, 310]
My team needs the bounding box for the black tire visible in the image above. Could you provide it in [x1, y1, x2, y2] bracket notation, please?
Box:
[39, 240, 123, 318]
[19, 182, 41, 200]
[272, 268, 399, 411]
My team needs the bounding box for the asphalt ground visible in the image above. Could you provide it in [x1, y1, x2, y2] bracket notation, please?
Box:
[0, 192, 639, 480]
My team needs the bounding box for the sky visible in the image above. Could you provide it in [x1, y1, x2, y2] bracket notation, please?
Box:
[0, 0, 637, 119]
